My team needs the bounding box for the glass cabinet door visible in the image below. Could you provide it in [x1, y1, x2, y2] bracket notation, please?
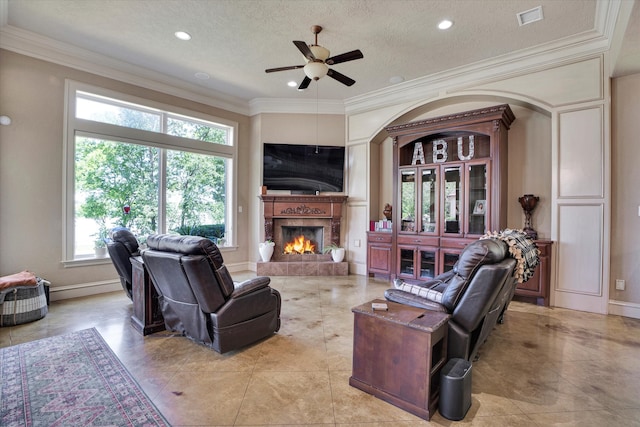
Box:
[421, 168, 437, 233]
[442, 165, 461, 234]
[419, 248, 436, 279]
[441, 252, 460, 273]
[400, 169, 416, 232]
[467, 163, 487, 235]
[398, 247, 416, 277]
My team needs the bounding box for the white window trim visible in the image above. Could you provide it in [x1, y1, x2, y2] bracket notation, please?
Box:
[62, 80, 238, 266]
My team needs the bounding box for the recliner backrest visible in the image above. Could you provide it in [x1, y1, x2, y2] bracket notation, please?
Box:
[451, 257, 516, 332]
[440, 239, 508, 310]
[144, 234, 234, 313]
[106, 228, 140, 298]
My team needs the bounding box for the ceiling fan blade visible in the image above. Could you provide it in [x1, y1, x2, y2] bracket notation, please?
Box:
[326, 49, 363, 65]
[293, 40, 316, 61]
[327, 69, 355, 86]
[298, 76, 312, 90]
[265, 65, 305, 73]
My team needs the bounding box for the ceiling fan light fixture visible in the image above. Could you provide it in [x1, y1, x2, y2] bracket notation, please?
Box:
[308, 45, 330, 61]
[304, 61, 329, 80]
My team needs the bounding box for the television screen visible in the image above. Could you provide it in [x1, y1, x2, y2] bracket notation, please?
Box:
[263, 143, 345, 193]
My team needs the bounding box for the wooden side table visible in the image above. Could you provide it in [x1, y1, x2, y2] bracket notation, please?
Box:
[130, 256, 165, 335]
[350, 299, 450, 420]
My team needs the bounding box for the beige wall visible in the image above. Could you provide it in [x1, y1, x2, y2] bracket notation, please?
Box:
[0, 50, 250, 296]
[2, 47, 638, 315]
[611, 73, 640, 305]
[248, 112, 346, 262]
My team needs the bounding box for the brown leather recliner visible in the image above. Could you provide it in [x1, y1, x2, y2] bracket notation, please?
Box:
[385, 238, 518, 361]
[142, 234, 281, 353]
[106, 228, 140, 300]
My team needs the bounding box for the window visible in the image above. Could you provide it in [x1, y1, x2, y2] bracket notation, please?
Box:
[64, 82, 237, 263]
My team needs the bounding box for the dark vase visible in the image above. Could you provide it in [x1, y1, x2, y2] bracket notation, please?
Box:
[518, 194, 539, 239]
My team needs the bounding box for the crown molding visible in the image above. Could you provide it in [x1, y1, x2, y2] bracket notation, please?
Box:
[345, 30, 611, 115]
[0, 25, 251, 116]
[249, 98, 345, 116]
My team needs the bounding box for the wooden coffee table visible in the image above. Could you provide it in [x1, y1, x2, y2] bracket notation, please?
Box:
[349, 299, 450, 420]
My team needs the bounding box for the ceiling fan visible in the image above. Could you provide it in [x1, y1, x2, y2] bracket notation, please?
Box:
[265, 25, 363, 90]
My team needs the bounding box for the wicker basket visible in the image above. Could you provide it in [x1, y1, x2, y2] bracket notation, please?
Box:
[0, 279, 49, 327]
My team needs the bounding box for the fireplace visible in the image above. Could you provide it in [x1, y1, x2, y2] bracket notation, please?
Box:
[281, 226, 323, 254]
[257, 194, 348, 276]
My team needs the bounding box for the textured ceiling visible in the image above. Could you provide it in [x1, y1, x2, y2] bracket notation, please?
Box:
[2, 0, 639, 103]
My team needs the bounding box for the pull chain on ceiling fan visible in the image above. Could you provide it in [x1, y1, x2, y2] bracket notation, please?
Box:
[265, 25, 363, 90]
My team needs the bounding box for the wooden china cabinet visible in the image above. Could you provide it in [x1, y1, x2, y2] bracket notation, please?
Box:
[384, 105, 515, 283]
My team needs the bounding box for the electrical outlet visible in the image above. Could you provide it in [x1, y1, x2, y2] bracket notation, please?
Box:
[615, 279, 625, 291]
[354, 239, 361, 247]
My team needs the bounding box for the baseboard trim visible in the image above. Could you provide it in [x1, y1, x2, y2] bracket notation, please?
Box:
[49, 260, 357, 302]
[50, 280, 122, 301]
[608, 299, 640, 319]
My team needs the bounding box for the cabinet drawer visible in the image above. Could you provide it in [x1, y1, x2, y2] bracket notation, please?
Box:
[439, 237, 473, 250]
[397, 235, 439, 246]
[367, 232, 392, 244]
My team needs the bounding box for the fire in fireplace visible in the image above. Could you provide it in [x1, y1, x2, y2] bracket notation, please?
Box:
[281, 226, 323, 254]
[284, 236, 316, 254]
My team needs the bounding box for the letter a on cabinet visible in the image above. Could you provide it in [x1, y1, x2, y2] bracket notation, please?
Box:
[412, 142, 426, 165]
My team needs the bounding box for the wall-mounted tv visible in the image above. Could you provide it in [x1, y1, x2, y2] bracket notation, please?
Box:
[263, 143, 345, 194]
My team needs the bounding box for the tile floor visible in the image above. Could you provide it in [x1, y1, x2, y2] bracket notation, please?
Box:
[2, 273, 640, 426]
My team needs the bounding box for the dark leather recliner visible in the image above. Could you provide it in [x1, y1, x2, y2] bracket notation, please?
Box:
[142, 234, 281, 353]
[385, 238, 517, 361]
[107, 228, 140, 299]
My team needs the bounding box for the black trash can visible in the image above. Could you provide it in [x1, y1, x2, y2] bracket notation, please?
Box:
[439, 358, 472, 420]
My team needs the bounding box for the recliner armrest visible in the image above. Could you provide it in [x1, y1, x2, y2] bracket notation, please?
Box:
[231, 276, 271, 298]
[384, 289, 448, 312]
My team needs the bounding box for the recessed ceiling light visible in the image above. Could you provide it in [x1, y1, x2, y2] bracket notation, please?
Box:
[287, 81, 297, 87]
[438, 19, 453, 30]
[389, 76, 405, 84]
[194, 72, 210, 80]
[174, 31, 192, 41]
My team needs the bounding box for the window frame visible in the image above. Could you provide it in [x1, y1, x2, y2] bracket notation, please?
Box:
[63, 80, 238, 266]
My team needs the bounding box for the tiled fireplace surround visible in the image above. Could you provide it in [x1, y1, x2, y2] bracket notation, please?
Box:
[256, 194, 348, 276]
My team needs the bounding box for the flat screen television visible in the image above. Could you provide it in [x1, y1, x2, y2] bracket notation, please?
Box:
[263, 143, 345, 194]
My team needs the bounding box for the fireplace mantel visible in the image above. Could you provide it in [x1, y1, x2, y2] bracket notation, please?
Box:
[260, 194, 348, 246]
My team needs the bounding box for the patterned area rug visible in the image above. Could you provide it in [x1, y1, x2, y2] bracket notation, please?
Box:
[1, 328, 170, 426]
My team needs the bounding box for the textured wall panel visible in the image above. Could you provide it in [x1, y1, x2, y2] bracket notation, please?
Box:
[558, 107, 603, 198]
[556, 204, 603, 295]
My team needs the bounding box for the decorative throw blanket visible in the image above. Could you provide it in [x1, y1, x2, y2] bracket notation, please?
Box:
[0, 270, 37, 291]
[481, 228, 540, 283]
